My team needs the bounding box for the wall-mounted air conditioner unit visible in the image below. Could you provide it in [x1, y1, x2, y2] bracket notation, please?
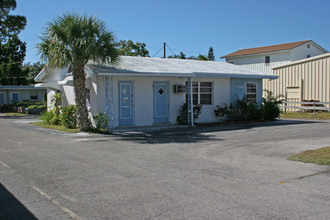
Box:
[173, 85, 187, 93]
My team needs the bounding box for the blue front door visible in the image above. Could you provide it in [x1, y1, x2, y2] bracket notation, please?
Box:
[11, 93, 18, 104]
[154, 81, 169, 123]
[118, 81, 133, 125]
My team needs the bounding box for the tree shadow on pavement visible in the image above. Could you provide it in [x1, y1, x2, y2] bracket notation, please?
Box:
[111, 119, 323, 144]
[0, 183, 37, 220]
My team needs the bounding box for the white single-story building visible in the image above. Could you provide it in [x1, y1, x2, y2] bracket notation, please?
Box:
[35, 56, 277, 128]
[0, 85, 46, 105]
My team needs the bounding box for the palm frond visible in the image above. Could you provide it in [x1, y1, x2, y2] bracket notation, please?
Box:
[36, 13, 119, 68]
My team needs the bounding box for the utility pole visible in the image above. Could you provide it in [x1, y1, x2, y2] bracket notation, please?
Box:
[163, 42, 166, 58]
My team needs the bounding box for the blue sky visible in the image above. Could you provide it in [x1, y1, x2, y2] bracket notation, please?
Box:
[15, 0, 330, 64]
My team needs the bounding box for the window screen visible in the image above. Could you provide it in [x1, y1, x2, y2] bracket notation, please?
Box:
[186, 81, 213, 105]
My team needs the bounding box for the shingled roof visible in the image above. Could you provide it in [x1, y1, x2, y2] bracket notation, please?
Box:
[221, 40, 312, 58]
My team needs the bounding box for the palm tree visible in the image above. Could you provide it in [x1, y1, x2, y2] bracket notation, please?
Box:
[37, 14, 119, 131]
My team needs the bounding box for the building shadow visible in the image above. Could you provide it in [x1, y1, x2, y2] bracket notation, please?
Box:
[0, 183, 37, 220]
[110, 119, 324, 144]
[113, 129, 223, 144]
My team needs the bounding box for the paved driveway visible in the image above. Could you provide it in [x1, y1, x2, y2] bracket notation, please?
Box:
[0, 115, 329, 219]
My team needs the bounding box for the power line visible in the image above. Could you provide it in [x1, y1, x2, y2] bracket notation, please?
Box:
[166, 44, 176, 56]
[152, 46, 163, 57]
[152, 42, 208, 58]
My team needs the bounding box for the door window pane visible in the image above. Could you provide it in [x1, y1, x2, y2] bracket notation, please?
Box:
[246, 83, 257, 103]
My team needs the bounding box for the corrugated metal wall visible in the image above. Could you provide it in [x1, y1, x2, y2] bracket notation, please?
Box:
[263, 54, 330, 103]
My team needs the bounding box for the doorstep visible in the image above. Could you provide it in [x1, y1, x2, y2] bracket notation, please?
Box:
[112, 123, 189, 133]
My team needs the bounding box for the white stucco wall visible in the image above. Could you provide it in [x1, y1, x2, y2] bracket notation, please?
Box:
[0, 88, 46, 104]
[47, 89, 56, 110]
[93, 75, 231, 127]
[197, 77, 231, 123]
[89, 75, 98, 115]
[62, 85, 75, 106]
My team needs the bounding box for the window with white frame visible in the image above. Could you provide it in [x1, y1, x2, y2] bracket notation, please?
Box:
[265, 56, 270, 64]
[186, 81, 213, 105]
[246, 82, 257, 103]
[30, 91, 38, 100]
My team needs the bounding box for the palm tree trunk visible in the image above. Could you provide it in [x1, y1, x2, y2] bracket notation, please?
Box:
[73, 65, 90, 131]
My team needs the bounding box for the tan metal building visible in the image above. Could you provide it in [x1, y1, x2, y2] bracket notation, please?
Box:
[264, 53, 330, 103]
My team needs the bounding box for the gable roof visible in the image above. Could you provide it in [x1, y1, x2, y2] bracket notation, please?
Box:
[35, 56, 278, 82]
[86, 56, 277, 79]
[221, 40, 327, 58]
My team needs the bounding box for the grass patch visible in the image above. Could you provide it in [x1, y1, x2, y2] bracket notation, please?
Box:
[31, 122, 112, 135]
[31, 122, 78, 133]
[281, 111, 330, 120]
[288, 146, 330, 166]
[14, 101, 45, 108]
[2, 112, 27, 116]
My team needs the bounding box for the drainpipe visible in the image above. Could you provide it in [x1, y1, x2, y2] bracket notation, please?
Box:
[187, 77, 194, 126]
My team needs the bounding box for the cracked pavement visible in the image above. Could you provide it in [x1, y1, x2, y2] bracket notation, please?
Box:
[0, 115, 329, 219]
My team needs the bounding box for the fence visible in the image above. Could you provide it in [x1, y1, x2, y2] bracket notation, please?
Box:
[281, 101, 330, 115]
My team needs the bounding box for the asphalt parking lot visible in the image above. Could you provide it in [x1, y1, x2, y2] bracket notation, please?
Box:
[0, 115, 329, 219]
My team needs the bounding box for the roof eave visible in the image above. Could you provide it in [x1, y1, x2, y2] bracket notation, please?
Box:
[309, 41, 329, 53]
[194, 73, 278, 79]
[34, 67, 47, 82]
[97, 72, 195, 78]
[97, 71, 278, 79]
[221, 49, 292, 59]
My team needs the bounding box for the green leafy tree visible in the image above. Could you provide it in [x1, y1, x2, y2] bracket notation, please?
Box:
[168, 51, 186, 59]
[0, 0, 27, 85]
[0, 0, 26, 41]
[22, 62, 45, 83]
[37, 14, 119, 131]
[197, 54, 208, 61]
[179, 52, 186, 59]
[187, 55, 197, 60]
[116, 40, 149, 57]
[207, 47, 215, 61]
[0, 34, 27, 85]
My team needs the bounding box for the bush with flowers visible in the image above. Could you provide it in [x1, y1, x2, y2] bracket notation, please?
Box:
[60, 105, 77, 129]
